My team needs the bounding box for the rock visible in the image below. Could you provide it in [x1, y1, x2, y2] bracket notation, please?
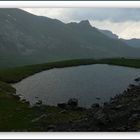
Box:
[20, 99, 30, 105]
[47, 125, 56, 130]
[116, 126, 126, 131]
[67, 98, 78, 108]
[76, 107, 85, 111]
[21, 99, 26, 102]
[93, 109, 109, 125]
[13, 95, 20, 100]
[96, 97, 101, 100]
[59, 110, 67, 114]
[115, 104, 123, 110]
[132, 106, 140, 111]
[103, 102, 108, 106]
[110, 100, 116, 104]
[128, 114, 140, 122]
[91, 103, 100, 108]
[31, 114, 47, 123]
[57, 103, 67, 109]
[36, 100, 42, 105]
[129, 84, 135, 88]
[134, 78, 140, 82]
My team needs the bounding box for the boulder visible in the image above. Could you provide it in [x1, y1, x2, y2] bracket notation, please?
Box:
[134, 78, 140, 82]
[96, 97, 101, 100]
[91, 103, 100, 108]
[129, 84, 135, 88]
[67, 98, 78, 108]
[103, 102, 108, 106]
[36, 100, 42, 105]
[57, 103, 67, 109]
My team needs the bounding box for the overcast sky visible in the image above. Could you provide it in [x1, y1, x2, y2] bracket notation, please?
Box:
[22, 8, 140, 39]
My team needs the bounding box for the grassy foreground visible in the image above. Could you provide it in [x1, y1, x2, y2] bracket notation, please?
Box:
[0, 81, 87, 131]
[0, 58, 140, 131]
[0, 58, 140, 83]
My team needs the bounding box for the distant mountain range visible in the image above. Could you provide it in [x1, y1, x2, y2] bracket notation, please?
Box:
[123, 39, 140, 48]
[99, 29, 140, 48]
[99, 29, 119, 39]
[0, 8, 140, 68]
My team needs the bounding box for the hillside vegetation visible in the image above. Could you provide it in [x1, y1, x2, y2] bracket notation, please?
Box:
[0, 9, 140, 68]
[0, 58, 140, 83]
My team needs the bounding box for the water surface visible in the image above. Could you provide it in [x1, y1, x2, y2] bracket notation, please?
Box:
[13, 64, 140, 107]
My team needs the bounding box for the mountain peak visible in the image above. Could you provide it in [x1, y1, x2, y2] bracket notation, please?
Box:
[79, 20, 92, 27]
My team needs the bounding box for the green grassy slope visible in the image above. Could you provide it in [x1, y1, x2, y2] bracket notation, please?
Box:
[0, 58, 140, 83]
[0, 80, 87, 131]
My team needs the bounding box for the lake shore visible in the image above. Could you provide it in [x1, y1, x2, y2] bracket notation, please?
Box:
[0, 58, 140, 131]
[53, 80, 140, 131]
[0, 58, 140, 83]
[0, 78, 140, 131]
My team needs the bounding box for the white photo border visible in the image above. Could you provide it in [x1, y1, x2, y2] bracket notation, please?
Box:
[0, 1, 140, 139]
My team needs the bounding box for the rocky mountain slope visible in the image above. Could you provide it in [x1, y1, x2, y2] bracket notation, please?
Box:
[0, 8, 140, 68]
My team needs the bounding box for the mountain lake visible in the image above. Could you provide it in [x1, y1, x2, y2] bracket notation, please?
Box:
[13, 64, 140, 107]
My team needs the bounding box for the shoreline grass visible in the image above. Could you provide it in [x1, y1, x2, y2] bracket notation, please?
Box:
[0, 80, 87, 131]
[0, 58, 140, 83]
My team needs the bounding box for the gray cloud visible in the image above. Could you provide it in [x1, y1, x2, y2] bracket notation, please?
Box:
[61, 8, 140, 22]
[22, 8, 140, 23]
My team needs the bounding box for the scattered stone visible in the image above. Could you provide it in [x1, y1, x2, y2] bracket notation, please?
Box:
[93, 109, 109, 125]
[20, 99, 30, 105]
[36, 100, 42, 105]
[128, 114, 140, 122]
[103, 102, 108, 106]
[13, 95, 20, 100]
[9, 78, 140, 131]
[91, 103, 100, 108]
[31, 114, 47, 123]
[115, 104, 123, 110]
[116, 126, 126, 131]
[134, 78, 140, 82]
[67, 98, 78, 108]
[47, 125, 56, 130]
[96, 97, 101, 100]
[132, 106, 140, 111]
[57, 103, 67, 109]
[21, 99, 26, 102]
[129, 84, 135, 88]
[76, 107, 85, 111]
[59, 110, 67, 114]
